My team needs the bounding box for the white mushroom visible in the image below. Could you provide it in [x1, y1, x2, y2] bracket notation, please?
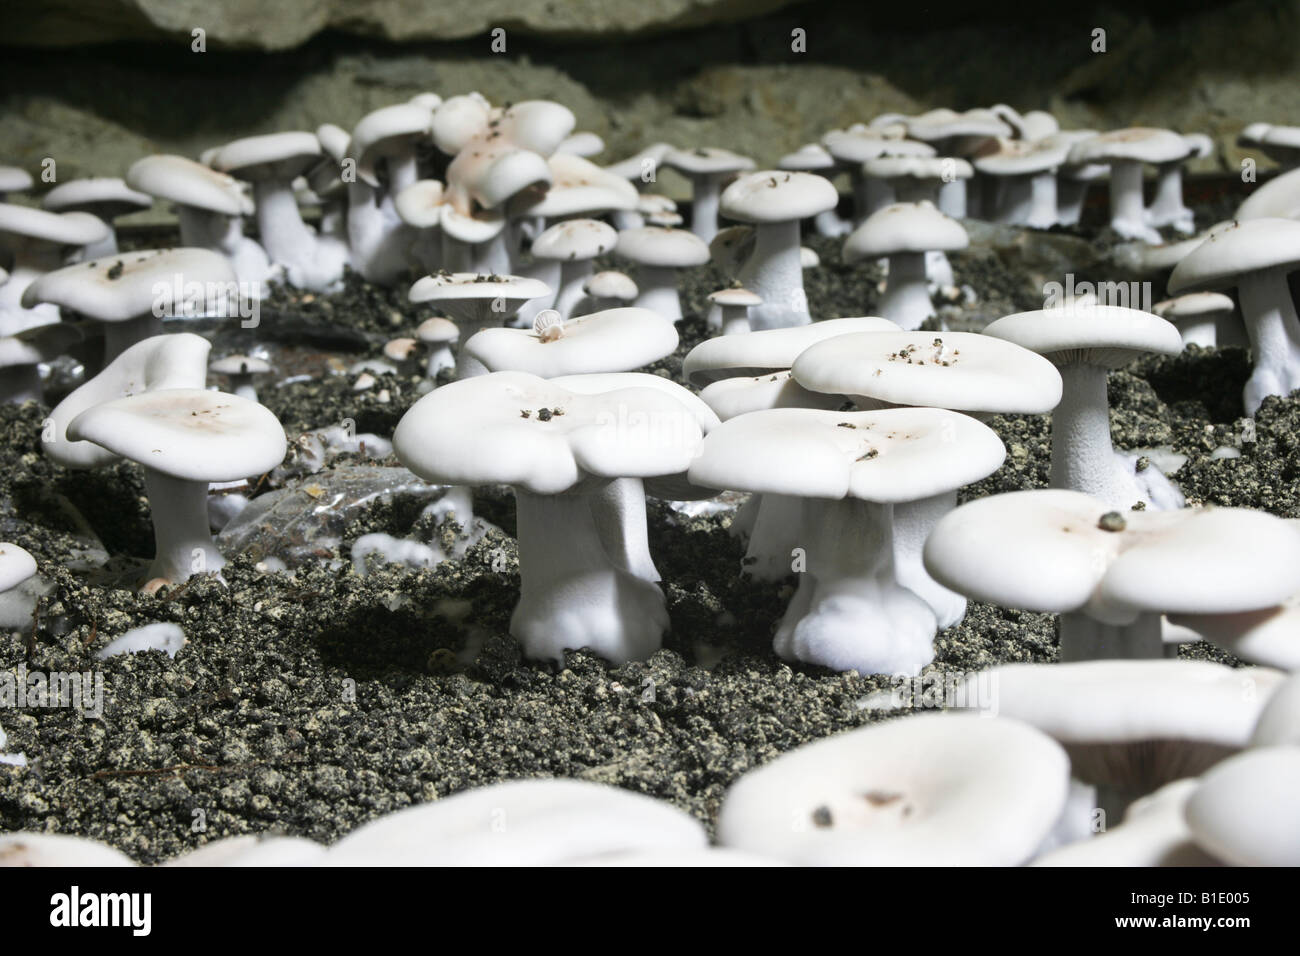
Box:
[614, 226, 709, 323]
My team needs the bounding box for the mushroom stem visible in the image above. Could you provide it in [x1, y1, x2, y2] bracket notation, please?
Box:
[1147, 163, 1193, 234]
[103, 313, 163, 364]
[252, 179, 318, 272]
[553, 260, 594, 320]
[141, 467, 225, 584]
[893, 490, 967, 629]
[0, 364, 41, 404]
[1058, 610, 1163, 662]
[588, 477, 659, 582]
[740, 493, 802, 581]
[632, 265, 684, 322]
[774, 496, 937, 675]
[737, 219, 807, 331]
[879, 252, 933, 331]
[510, 486, 668, 664]
[1056, 177, 1091, 226]
[688, 173, 723, 242]
[1050, 363, 1143, 508]
[1106, 161, 1159, 243]
[936, 178, 967, 219]
[426, 343, 455, 379]
[1236, 266, 1300, 415]
[386, 154, 419, 196]
[719, 304, 750, 335]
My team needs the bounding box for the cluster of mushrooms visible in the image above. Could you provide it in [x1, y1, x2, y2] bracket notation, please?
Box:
[3, 96, 1300, 866]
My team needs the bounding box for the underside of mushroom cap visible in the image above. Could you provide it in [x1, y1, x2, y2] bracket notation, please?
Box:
[126, 154, 252, 217]
[688, 405, 1005, 502]
[983, 305, 1183, 368]
[213, 131, 322, 182]
[0, 203, 111, 248]
[1167, 217, 1300, 295]
[393, 370, 704, 496]
[793, 329, 1062, 413]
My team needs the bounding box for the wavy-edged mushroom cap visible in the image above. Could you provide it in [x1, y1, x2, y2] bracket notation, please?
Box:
[416, 316, 459, 345]
[844, 201, 968, 259]
[45, 332, 212, 469]
[212, 131, 322, 182]
[347, 103, 433, 188]
[1185, 748, 1300, 866]
[663, 146, 755, 177]
[793, 329, 1062, 414]
[448, 140, 552, 212]
[437, 204, 505, 244]
[67, 388, 286, 483]
[683, 316, 900, 386]
[323, 778, 705, 866]
[126, 155, 252, 217]
[495, 100, 577, 157]
[603, 142, 675, 181]
[716, 713, 1069, 866]
[41, 177, 152, 220]
[0, 542, 37, 593]
[22, 248, 237, 320]
[688, 405, 1005, 503]
[530, 218, 618, 262]
[464, 307, 678, 377]
[430, 94, 492, 155]
[923, 489, 1300, 623]
[970, 137, 1070, 175]
[699, 370, 843, 421]
[0, 204, 110, 248]
[583, 270, 637, 302]
[393, 370, 704, 496]
[823, 131, 935, 164]
[719, 170, 839, 224]
[983, 304, 1182, 368]
[409, 272, 550, 324]
[777, 143, 836, 171]
[863, 155, 974, 182]
[1153, 291, 1236, 323]
[513, 154, 637, 218]
[393, 179, 445, 228]
[615, 226, 709, 269]
[1067, 127, 1191, 166]
[1168, 218, 1300, 295]
[906, 107, 1013, 143]
[0, 166, 34, 195]
[954, 660, 1283, 778]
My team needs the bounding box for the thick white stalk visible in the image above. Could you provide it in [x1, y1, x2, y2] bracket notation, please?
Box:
[1146, 163, 1193, 233]
[879, 252, 933, 330]
[1107, 161, 1159, 242]
[893, 490, 966, 629]
[1027, 172, 1059, 229]
[1237, 267, 1300, 415]
[1050, 363, 1143, 508]
[588, 477, 659, 582]
[142, 468, 225, 583]
[632, 265, 683, 322]
[689, 174, 722, 241]
[741, 493, 802, 580]
[936, 178, 967, 219]
[1058, 610, 1163, 662]
[738, 219, 807, 330]
[552, 260, 594, 320]
[254, 179, 317, 270]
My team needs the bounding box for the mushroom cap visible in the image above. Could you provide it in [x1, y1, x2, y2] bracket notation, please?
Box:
[408, 272, 551, 319]
[1235, 166, 1300, 220]
[315, 123, 350, 163]
[393, 179, 446, 228]
[1185, 748, 1300, 867]
[0, 203, 110, 247]
[45, 332, 212, 469]
[408, 92, 443, 112]
[982, 304, 1182, 368]
[1170, 590, 1300, 672]
[0, 832, 136, 867]
[126, 155, 252, 217]
[437, 204, 505, 243]
[603, 142, 675, 181]
[1238, 122, 1273, 147]
[530, 218, 618, 262]
[688, 405, 1005, 502]
[863, 155, 974, 181]
[0, 321, 82, 368]
[663, 146, 755, 177]
[1153, 291, 1236, 321]
[1067, 127, 1191, 166]
[706, 286, 763, 308]
[382, 338, 419, 362]
[212, 131, 322, 181]
[430, 94, 492, 155]
[21, 248, 237, 321]
[954, 660, 1283, 752]
[793, 329, 1062, 414]
[1251, 672, 1300, 748]
[464, 307, 678, 377]
[448, 140, 553, 212]
[716, 713, 1069, 866]
[0, 166, 34, 193]
[906, 107, 1013, 143]
[682, 316, 900, 385]
[844, 201, 969, 259]
[971, 137, 1071, 175]
[67, 387, 286, 482]
[1261, 124, 1300, 152]
[923, 489, 1300, 621]
[210, 353, 271, 376]
[41, 177, 152, 219]
[583, 270, 638, 301]
[416, 316, 459, 344]
[347, 103, 434, 187]
[699, 370, 843, 421]
[392, 370, 704, 495]
[0, 542, 37, 593]
[555, 131, 606, 158]
[495, 100, 577, 157]
[823, 131, 935, 164]
[777, 144, 836, 171]
[719, 170, 839, 224]
[615, 226, 709, 269]
[512, 154, 637, 218]
[1168, 218, 1300, 294]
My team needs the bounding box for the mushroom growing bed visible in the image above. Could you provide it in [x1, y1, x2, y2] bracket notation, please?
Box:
[0, 179, 1296, 866]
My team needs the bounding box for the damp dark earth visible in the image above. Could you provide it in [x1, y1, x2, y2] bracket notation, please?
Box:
[0, 215, 1280, 864]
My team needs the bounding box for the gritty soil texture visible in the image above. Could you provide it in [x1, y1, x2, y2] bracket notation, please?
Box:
[0, 211, 1269, 862]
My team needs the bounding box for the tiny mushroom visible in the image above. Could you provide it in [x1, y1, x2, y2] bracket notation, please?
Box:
[1153, 291, 1237, 349]
[209, 353, 272, 402]
[983, 304, 1184, 508]
[924, 489, 1300, 662]
[843, 202, 969, 330]
[718, 170, 839, 330]
[66, 387, 287, 584]
[416, 316, 459, 379]
[706, 286, 762, 336]
[581, 270, 638, 313]
[716, 713, 1069, 866]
